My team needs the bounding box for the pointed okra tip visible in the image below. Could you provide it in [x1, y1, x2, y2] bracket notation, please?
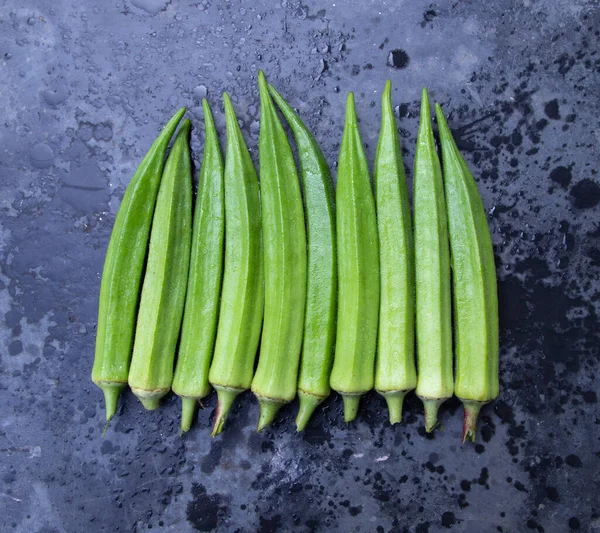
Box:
[170, 107, 187, 126]
[344, 91, 357, 127]
[257, 69, 267, 90]
[383, 79, 392, 99]
[223, 92, 239, 133]
[381, 79, 394, 118]
[267, 82, 283, 104]
[257, 70, 271, 111]
[419, 87, 432, 121]
[178, 118, 192, 138]
[434, 102, 450, 135]
[223, 92, 233, 118]
[201, 98, 213, 122]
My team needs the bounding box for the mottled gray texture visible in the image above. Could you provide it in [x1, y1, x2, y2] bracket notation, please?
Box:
[1, 1, 599, 532]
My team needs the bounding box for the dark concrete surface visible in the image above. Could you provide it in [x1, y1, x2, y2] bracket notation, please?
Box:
[1, 1, 599, 532]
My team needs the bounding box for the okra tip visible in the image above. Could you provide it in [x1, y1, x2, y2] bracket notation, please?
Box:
[257, 69, 267, 87]
[256, 398, 283, 432]
[382, 391, 408, 425]
[434, 103, 451, 138]
[422, 398, 444, 433]
[419, 87, 432, 121]
[383, 79, 392, 98]
[178, 118, 192, 137]
[296, 391, 323, 432]
[170, 106, 187, 125]
[180, 397, 198, 436]
[222, 92, 234, 117]
[344, 92, 357, 126]
[341, 394, 361, 423]
[211, 388, 240, 437]
[462, 400, 485, 444]
[257, 70, 271, 109]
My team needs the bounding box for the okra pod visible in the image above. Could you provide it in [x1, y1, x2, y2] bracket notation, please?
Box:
[330, 92, 380, 422]
[268, 84, 337, 432]
[251, 71, 307, 431]
[208, 94, 264, 436]
[414, 88, 453, 431]
[172, 101, 224, 434]
[128, 120, 193, 409]
[435, 104, 499, 443]
[374, 80, 416, 424]
[92, 108, 186, 423]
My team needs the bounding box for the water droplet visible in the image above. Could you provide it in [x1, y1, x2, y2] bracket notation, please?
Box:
[93, 123, 113, 142]
[130, 0, 170, 14]
[30, 143, 54, 169]
[43, 85, 69, 107]
[78, 123, 94, 142]
[193, 85, 208, 101]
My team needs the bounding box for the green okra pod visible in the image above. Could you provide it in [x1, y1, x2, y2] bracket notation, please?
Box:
[172, 100, 225, 434]
[414, 88, 453, 432]
[374, 80, 416, 424]
[128, 120, 193, 410]
[208, 93, 264, 437]
[330, 92, 380, 423]
[92, 107, 186, 424]
[268, 83, 337, 432]
[435, 104, 499, 443]
[251, 71, 307, 431]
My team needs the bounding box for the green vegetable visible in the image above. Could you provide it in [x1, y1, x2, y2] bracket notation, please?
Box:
[435, 104, 499, 443]
[172, 101, 224, 434]
[208, 93, 264, 437]
[251, 71, 307, 431]
[374, 80, 416, 424]
[128, 120, 193, 410]
[92, 108, 186, 424]
[413, 88, 453, 432]
[330, 92, 380, 422]
[268, 84, 337, 432]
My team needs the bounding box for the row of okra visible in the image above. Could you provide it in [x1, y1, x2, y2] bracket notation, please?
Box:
[92, 71, 498, 442]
